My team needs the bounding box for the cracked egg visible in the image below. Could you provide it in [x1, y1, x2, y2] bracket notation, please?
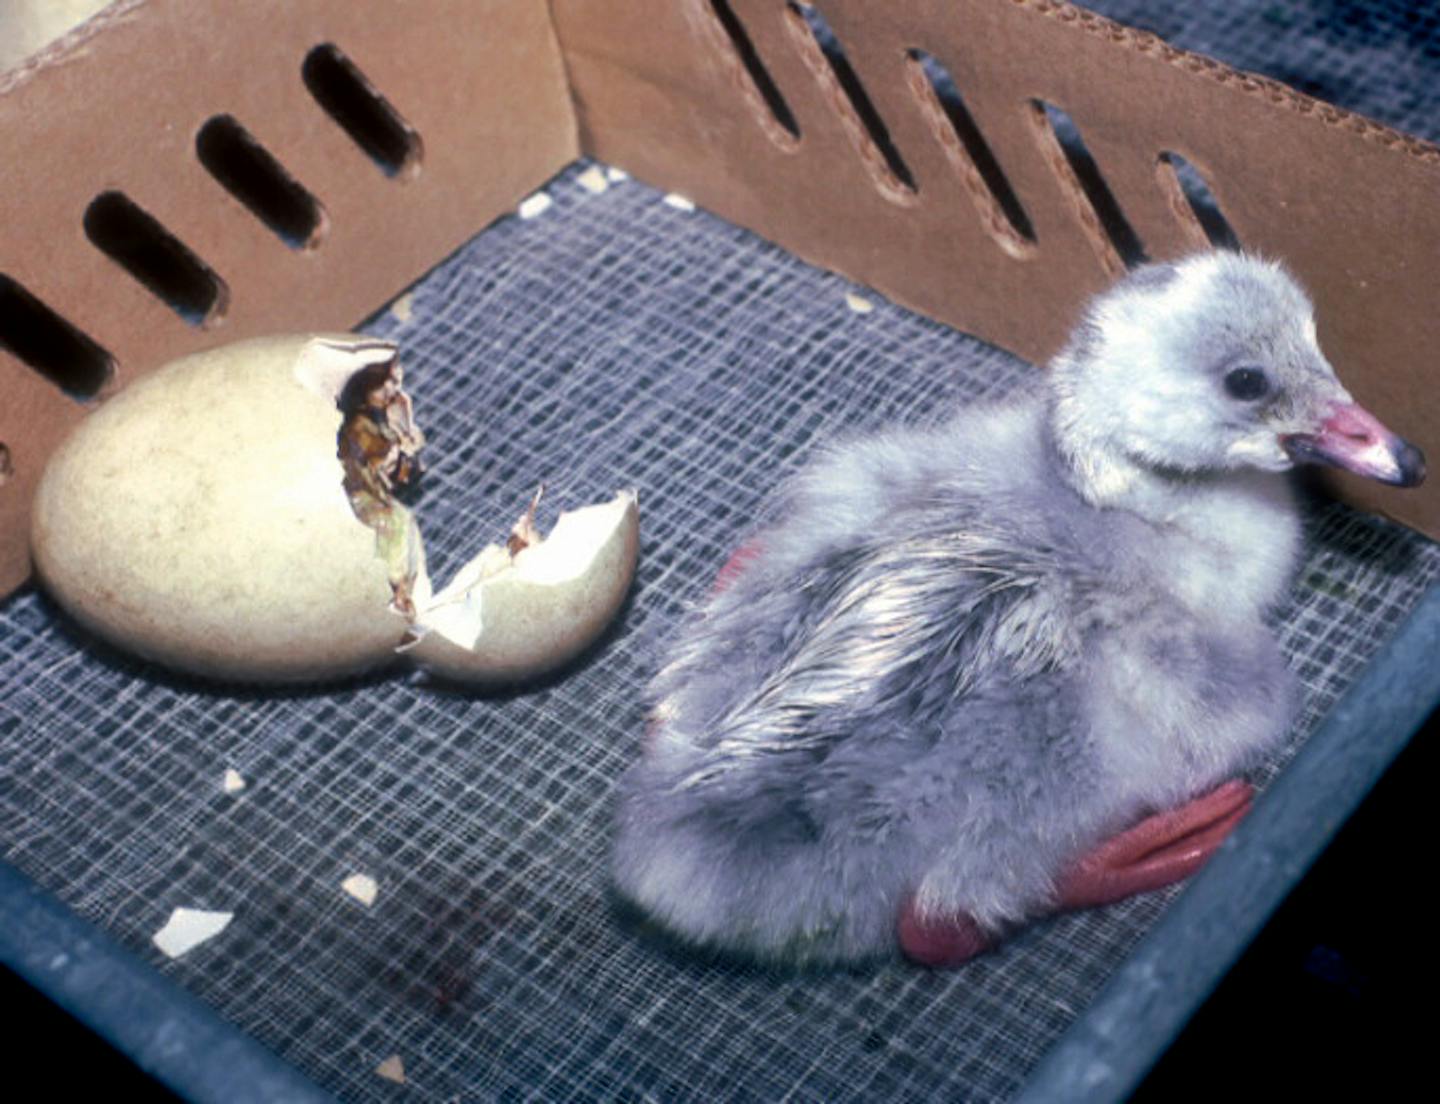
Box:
[29, 334, 639, 684]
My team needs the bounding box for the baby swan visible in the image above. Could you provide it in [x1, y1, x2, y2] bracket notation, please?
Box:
[613, 251, 1424, 966]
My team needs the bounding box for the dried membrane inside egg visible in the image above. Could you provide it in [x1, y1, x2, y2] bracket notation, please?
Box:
[334, 357, 426, 617]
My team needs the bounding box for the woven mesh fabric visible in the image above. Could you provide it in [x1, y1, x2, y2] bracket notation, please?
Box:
[3, 3, 1440, 1102]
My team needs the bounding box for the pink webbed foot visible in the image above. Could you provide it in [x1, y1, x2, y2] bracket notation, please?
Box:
[897, 898, 995, 967]
[1054, 779, 1254, 910]
[897, 780, 1255, 968]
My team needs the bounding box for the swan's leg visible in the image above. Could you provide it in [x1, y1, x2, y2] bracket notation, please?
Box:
[898, 781, 1254, 967]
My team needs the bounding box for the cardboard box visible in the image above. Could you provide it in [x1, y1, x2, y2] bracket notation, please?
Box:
[2, 3, 1437, 1100]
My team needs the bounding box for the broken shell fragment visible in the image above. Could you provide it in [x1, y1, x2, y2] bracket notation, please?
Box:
[152, 907, 233, 959]
[30, 334, 640, 686]
[406, 489, 640, 686]
[341, 873, 379, 907]
[375, 1055, 406, 1084]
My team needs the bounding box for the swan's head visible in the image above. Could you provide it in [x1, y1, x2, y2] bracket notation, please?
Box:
[1050, 251, 1424, 494]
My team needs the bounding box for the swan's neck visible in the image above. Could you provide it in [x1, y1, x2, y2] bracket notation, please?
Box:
[1047, 406, 1302, 619]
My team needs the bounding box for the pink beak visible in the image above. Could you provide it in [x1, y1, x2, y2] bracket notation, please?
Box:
[1282, 402, 1426, 487]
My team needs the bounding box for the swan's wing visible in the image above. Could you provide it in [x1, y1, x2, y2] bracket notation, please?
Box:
[653, 519, 1082, 793]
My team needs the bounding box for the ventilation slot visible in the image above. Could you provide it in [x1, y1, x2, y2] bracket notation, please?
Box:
[1032, 101, 1147, 270]
[1159, 152, 1240, 251]
[196, 115, 326, 249]
[303, 44, 423, 178]
[707, 0, 800, 143]
[0, 275, 114, 399]
[84, 192, 229, 327]
[787, 2, 916, 196]
[907, 50, 1034, 255]
[0, 443, 12, 489]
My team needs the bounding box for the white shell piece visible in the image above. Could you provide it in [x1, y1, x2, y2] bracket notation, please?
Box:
[415, 573, 487, 649]
[152, 907, 234, 959]
[845, 291, 876, 314]
[389, 292, 415, 322]
[511, 496, 632, 586]
[576, 166, 609, 195]
[405, 490, 639, 685]
[375, 1055, 406, 1084]
[290, 335, 399, 403]
[341, 873, 379, 907]
[518, 192, 553, 219]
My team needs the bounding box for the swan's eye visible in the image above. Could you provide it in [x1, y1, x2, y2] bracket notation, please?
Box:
[1224, 366, 1270, 402]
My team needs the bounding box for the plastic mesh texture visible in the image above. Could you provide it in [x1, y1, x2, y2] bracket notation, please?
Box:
[4, 3, 1440, 1101]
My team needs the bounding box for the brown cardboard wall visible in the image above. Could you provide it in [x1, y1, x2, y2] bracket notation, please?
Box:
[4, 0, 1440, 601]
[0, 0, 578, 596]
[553, 0, 1440, 536]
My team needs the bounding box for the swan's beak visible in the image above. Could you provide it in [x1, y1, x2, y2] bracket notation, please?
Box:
[1282, 401, 1426, 487]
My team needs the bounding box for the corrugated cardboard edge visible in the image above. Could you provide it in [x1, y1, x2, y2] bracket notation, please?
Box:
[0, 0, 135, 90]
[554, 0, 1440, 538]
[0, 0, 579, 596]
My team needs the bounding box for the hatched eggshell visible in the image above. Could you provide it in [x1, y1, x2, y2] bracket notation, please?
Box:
[30, 334, 410, 682]
[409, 491, 639, 686]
